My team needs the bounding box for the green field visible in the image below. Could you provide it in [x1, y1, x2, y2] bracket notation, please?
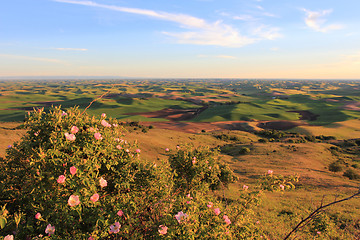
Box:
[1, 79, 360, 126]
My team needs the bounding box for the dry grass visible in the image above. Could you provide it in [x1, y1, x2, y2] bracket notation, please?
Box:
[293, 119, 360, 140]
[0, 122, 26, 158]
[1, 121, 359, 238]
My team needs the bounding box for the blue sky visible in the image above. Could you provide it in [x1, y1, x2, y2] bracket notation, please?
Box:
[1, 0, 360, 78]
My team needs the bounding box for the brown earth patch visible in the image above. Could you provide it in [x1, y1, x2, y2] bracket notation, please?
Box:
[256, 121, 303, 130]
[343, 101, 360, 111]
[126, 107, 208, 121]
[143, 120, 305, 134]
[288, 110, 319, 121]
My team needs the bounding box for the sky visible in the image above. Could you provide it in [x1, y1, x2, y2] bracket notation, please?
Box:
[1, 0, 360, 79]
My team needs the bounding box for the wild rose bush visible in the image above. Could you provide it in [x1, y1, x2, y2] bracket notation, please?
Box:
[0, 106, 275, 239]
[257, 170, 299, 192]
[168, 146, 237, 192]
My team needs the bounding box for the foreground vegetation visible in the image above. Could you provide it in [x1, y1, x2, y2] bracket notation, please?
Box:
[0, 79, 360, 239]
[1, 107, 359, 239]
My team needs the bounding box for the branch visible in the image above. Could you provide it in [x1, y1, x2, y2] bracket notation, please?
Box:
[81, 86, 114, 115]
[284, 190, 360, 240]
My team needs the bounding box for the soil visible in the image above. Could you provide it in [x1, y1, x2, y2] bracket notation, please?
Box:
[256, 121, 303, 130]
[288, 110, 319, 121]
[131, 107, 312, 133]
[343, 101, 360, 111]
[126, 106, 208, 121]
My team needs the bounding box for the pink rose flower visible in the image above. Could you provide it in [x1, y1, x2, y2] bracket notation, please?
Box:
[207, 202, 213, 208]
[223, 215, 231, 225]
[101, 113, 106, 118]
[68, 195, 80, 207]
[61, 111, 67, 116]
[165, 148, 169, 152]
[35, 213, 42, 220]
[57, 175, 66, 184]
[214, 208, 221, 216]
[65, 132, 76, 141]
[117, 210, 124, 217]
[267, 170, 273, 175]
[158, 225, 168, 235]
[71, 126, 79, 134]
[101, 119, 111, 128]
[45, 224, 55, 236]
[99, 177, 107, 188]
[280, 184, 285, 191]
[90, 193, 99, 203]
[4, 235, 14, 240]
[70, 166, 77, 175]
[94, 132, 103, 140]
[136, 149, 141, 153]
[243, 185, 249, 190]
[109, 222, 120, 234]
[192, 157, 196, 164]
[116, 145, 122, 150]
[175, 211, 188, 223]
[88, 237, 95, 240]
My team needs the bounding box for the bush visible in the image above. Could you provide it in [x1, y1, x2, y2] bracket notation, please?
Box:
[329, 161, 344, 172]
[0, 107, 262, 239]
[239, 147, 251, 155]
[256, 130, 286, 139]
[168, 146, 237, 191]
[343, 169, 360, 180]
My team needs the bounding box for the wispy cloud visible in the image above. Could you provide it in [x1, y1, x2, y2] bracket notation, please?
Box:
[0, 54, 66, 64]
[197, 54, 237, 59]
[270, 47, 279, 51]
[251, 25, 282, 40]
[302, 8, 344, 33]
[233, 14, 259, 22]
[54, 48, 88, 51]
[342, 52, 360, 65]
[54, 0, 274, 47]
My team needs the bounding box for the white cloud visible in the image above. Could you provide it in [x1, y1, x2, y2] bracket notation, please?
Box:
[54, 0, 262, 47]
[251, 25, 282, 40]
[54, 48, 88, 51]
[0, 54, 66, 64]
[197, 54, 237, 59]
[233, 14, 258, 21]
[255, 5, 264, 11]
[270, 47, 279, 51]
[302, 8, 344, 33]
[217, 55, 237, 59]
[342, 52, 360, 65]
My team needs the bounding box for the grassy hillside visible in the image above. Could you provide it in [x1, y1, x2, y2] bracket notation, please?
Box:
[1, 122, 359, 238]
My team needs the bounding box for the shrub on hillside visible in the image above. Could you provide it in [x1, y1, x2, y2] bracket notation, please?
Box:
[239, 147, 251, 155]
[256, 130, 285, 139]
[329, 161, 344, 172]
[0, 106, 261, 239]
[343, 169, 360, 180]
[168, 146, 237, 191]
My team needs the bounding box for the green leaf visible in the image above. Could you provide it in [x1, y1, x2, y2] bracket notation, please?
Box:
[0, 216, 7, 229]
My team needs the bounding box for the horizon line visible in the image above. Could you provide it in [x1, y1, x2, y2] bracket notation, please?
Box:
[0, 76, 360, 81]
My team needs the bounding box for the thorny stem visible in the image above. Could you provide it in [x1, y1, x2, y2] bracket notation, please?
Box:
[81, 86, 114, 115]
[283, 190, 360, 240]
